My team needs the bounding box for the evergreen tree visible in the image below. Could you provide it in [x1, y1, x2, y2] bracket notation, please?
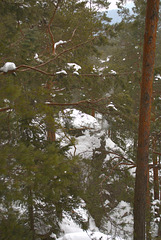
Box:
[0, 0, 113, 239]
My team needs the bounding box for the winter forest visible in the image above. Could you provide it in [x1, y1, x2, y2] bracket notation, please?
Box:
[0, 0, 161, 239]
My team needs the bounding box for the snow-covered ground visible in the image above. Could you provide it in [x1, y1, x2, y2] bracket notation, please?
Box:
[54, 203, 125, 240]
[54, 108, 133, 239]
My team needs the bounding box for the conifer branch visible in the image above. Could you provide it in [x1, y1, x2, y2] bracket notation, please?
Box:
[45, 97, 108, 106]
[15, 36, 96, 74]
[36, 36, 97, 68]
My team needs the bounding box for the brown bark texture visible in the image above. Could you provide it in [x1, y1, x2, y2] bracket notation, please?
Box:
[134, 1, 159, 239]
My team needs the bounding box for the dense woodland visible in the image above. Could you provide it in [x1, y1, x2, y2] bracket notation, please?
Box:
[0, 0, 161, 239]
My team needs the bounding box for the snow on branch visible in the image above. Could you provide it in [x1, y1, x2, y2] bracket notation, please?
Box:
[14, 36, 96, 75]
[35, 36, 97, 69]
[47, 0, 77, 55]
[53, 28, 77, 54]
[0, 62, 16, 73]
[54, 40, 67, 51]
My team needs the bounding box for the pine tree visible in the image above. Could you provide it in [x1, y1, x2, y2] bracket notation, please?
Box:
[0, 0, 113, 238]
[134, 0, 159, 239]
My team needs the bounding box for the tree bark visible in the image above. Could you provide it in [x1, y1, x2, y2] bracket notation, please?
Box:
[134, 1, 159, 239]
[28, 188, 35, 240]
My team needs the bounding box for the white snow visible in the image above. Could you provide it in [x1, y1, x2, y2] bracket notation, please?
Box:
[67, 63, 82, 75]
[0, 62, 16, 72]
[56, 70, 67, 75]
[99, 56, 111, 63]
[57, 231, 123, 240]
[67, 63, 81, 71]
[3, 99, 10, 103]
[34, 53, 43, 63]
[56, 203, 124, 240]
[57, 108, 119, 158]
[107, 102, 118, 111]
[105, 201, 133, 238]
[155, 74, 161, 81]
[54, 40, 67, 50]
[73, 71, 79, 75]
[59, 109, 100, 130]
[109, 70, 117, 75]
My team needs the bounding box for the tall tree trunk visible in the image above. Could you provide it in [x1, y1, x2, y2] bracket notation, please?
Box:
[134, 1, 159, 239]
[28, 188, 35, 240]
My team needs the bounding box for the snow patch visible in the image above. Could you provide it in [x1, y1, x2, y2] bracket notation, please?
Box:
[0, 62, 16, 72]
[59, 109, 100, 130]
[57, 231, 123, 240]
[34, 53, 43, 63]
[155, 74, 161, 81]
[56, 70, 67, 75]
[54, 40, 67, 50]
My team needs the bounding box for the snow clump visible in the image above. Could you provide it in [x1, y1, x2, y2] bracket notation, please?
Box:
[0, 62, 16, 72]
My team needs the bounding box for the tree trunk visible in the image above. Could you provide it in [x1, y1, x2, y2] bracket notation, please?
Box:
[47, 128, 56, 142]
[28, 188, 35, 240]
[134, 1, 159, 240]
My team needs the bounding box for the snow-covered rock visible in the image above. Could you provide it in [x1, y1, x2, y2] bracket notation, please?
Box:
[55, 203, 124, 240]
[59, 109, 100, 130]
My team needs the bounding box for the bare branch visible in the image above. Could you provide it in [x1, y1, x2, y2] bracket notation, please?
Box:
[45, 97, 109, 106]
[16, 65, 56, 76]
[153, 151, 161, 156]
[48, 0, 62, 55]
[0, 107, 11, 112]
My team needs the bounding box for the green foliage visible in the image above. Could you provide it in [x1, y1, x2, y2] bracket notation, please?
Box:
[2, 0, 157, 238]
[0, 0, 111, 237]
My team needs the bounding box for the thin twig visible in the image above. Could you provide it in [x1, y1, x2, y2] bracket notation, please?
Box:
[16, 65, 56, 76]
[0, 107, 11, 112]
[45, 97, 109, 106]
